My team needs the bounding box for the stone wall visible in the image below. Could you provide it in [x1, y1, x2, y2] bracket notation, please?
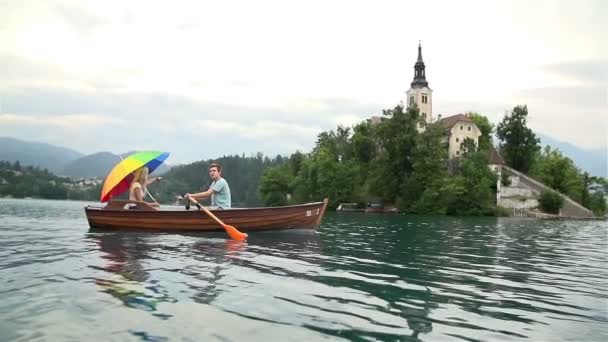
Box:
[501, 166, 594, 218]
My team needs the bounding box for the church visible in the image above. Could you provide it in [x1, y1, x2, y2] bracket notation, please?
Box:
[405, 43, 482, 159]
[367, 44, 595, 217]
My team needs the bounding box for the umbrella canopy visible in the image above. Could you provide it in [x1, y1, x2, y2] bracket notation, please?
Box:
[100, 151, 170, 202]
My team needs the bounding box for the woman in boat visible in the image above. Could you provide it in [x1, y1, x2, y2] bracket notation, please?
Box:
[129, 166, 161, 207]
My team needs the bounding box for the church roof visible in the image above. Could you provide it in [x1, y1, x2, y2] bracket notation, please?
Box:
[410, 43, 429, 88]
[439, 114, 474, 129]
[488, 146, 506, 165]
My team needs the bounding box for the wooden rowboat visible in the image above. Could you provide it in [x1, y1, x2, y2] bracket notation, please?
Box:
[85, 198, 329, 232]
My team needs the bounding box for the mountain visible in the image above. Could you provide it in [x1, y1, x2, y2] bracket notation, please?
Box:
[0, 137, 83, 173]
[61, 152, 172, 178]
[538, 133, 607, 177]
[0, 137, 172, 178]
[61, 152, 121, 177]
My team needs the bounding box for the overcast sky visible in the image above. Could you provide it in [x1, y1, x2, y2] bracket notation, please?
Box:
[1, 0, 606, 164]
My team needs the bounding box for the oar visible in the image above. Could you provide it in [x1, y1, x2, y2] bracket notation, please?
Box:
[187, 197, 248, 241]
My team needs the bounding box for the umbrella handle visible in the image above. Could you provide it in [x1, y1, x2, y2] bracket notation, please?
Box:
[145, 188, 159, 205]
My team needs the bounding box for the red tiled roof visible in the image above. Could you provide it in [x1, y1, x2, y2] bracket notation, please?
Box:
[439, 114, 474, 129]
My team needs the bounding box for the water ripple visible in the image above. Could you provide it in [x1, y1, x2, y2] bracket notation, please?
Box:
[1, 199, 607, 341]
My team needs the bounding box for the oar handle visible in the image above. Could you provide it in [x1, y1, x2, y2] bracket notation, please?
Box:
[187, 197, 224, 226]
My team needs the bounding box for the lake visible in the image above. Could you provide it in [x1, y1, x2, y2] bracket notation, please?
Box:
[0, 198, 606, 341]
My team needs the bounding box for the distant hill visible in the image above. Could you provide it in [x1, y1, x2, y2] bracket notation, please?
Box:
[538, 133, 607, 177]
[61, 152, 172, 178]
[0, 137, 83, 173]
[60, 152, 122, 177]
[0, 137, 172, 178]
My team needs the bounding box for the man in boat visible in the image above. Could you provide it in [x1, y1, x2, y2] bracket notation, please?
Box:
[184, 163, 231, 209]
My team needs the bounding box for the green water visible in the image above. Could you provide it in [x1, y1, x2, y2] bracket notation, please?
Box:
[0, 198, 606, 341]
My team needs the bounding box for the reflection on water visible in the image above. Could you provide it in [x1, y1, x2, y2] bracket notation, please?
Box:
[0, 199, 607, 341]
[88, 231, 255, 319]
[90, 232, 165, 315]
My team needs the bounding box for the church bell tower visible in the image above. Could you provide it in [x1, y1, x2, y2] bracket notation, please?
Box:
[406, 42, 433, 125]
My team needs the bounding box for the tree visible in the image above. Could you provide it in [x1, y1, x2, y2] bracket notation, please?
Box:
[539, 190, 564, 214]
[460, 137, 478, 157]
[311, 147, 360, 208]
[449, 150, 497, 216]
[288, 151, 305, 175]
[588, 192, 607, 217]
[258, 166, 292, 206]
[313, 125, 352, 162]
[403, 122, 448, 213]
[371, 105, 420, 202]
[496, 105, 540, 173]
[467, 112, 494, 152]
[529, 146, 584, 203]
[351, 121, 376, 165]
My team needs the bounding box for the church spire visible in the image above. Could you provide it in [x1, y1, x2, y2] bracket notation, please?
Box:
[411, 42, 428, 88]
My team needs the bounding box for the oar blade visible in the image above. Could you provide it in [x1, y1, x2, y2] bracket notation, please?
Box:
[224, 224, 248, 241]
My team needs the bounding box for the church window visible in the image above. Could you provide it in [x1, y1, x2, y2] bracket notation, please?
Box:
[422, 112, 426, 119]
[468, 126, 471, 131]
[422, 94, 428, 104]
[456, 150, 460, 156]
[456, 137, 459, 142]
[409, 96, 415, 106]
[460, 125, 463, 130]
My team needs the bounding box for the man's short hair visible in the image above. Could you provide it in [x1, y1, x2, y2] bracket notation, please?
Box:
[209, 162, 222, 172]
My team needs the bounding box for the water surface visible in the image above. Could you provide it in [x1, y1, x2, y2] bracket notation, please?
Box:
[1, 198, 606, 341]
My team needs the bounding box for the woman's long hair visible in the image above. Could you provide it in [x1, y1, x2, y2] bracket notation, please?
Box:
[132, 166, 149, 195]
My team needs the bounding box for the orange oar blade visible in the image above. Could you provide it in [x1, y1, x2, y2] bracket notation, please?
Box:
[224, 224, 248, 241]
[189, 197, 247, 240]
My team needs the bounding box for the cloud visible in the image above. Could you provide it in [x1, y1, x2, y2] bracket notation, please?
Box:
[0, 113, 126, 128]
[0, 78, 381, 163]
[541, 60, 608, 85]
[0, 55, 67, 83]
[53, 3, 108, 38]
[193, 119, 321, 139]
[518, 86, 606, 108]
[1, 0, 606, 163]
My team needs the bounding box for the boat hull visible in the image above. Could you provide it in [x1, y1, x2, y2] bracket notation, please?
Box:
[85, 199, 329, 232]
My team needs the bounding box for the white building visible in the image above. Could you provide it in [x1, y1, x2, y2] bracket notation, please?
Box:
[439, 113, 483, 159]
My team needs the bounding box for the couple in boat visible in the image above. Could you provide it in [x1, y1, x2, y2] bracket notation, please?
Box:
[130, 162, 230, 209]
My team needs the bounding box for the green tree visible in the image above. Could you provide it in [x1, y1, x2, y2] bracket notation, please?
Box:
[291, 157, 318, 203]
[588, 192, 607, 216]
[288, 151, 305, 176]
[371, 105, 420, 202]
[313, 125, 352, 162]
[496, 105, 540, 173]
[258, 165, 292, 206]
[403, 121, 448, 213]
[467, 112, 494, 152]
[447, 150, 497, 216]
[539, 190, 564, 214]
[311, 147, 360, 208]
[529, 146, 584, 203]
[460, 137, 478, 156]
[351, 121, 376, 165]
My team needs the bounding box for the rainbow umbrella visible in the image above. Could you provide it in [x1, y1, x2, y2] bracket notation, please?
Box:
[100, 151, 170, 202]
